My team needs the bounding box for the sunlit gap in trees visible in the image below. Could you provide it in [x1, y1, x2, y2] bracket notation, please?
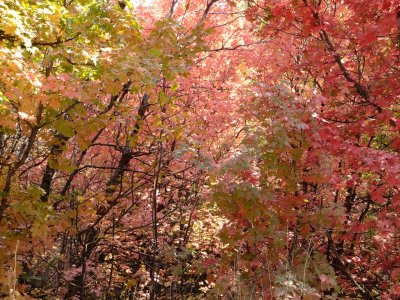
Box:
[130, 0, 154, 7]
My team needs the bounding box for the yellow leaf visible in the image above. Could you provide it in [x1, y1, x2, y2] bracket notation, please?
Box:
[126, 278, 137, 288]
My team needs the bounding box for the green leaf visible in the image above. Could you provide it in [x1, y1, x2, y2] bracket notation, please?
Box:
[149, 47, 161, 57]
[159, 92, 169, 106]
[54, 119, 75, 137]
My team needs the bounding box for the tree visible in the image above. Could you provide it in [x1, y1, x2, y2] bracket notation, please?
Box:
[211, 0, 400, 299]
[0, 0, 212, 298]
[0, 0, 399, 299]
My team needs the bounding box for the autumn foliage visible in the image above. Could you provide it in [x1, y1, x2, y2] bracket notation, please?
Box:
[0, 0, 399, 299]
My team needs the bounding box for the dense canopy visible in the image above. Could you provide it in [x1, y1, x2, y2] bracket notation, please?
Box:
[0, 0, 399, 299]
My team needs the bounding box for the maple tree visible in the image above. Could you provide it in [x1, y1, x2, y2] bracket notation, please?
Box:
[0, 0, 399, 299]
[209, 0, 400, 299]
